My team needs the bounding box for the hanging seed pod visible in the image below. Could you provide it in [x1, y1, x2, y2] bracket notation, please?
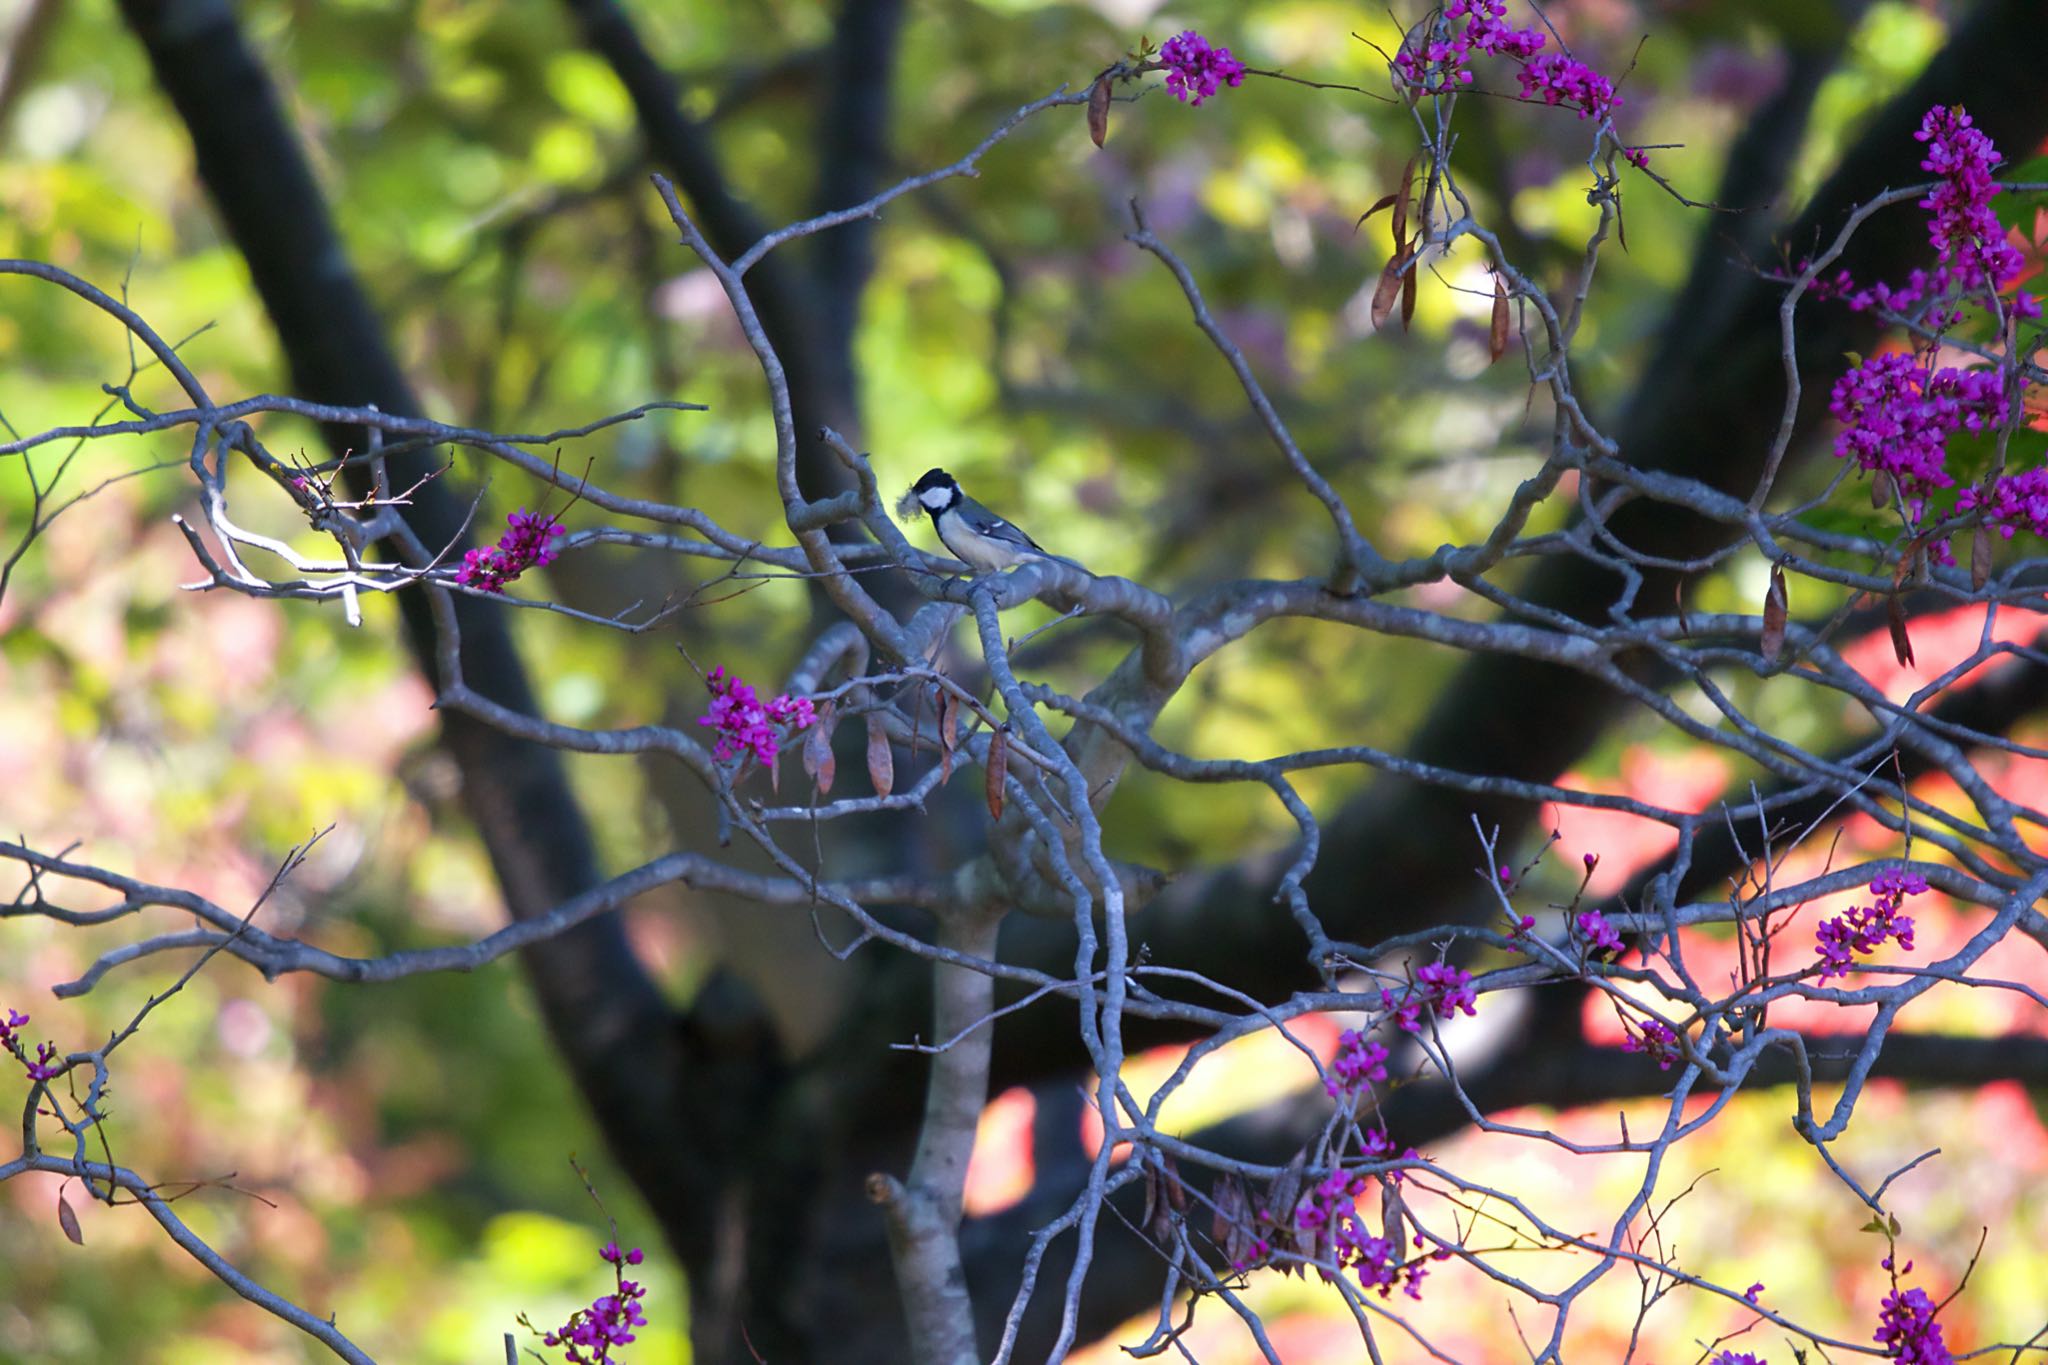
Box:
[57, 1191, 82, 1246]
[804, 703, 837, 796]
[1371, 251, 1405, 331]
[938, 690, 957, 783]
[1355, 191, 1400, 231]
[984, 727, 1009, 821]
[1087, 76, 1112, 148]
[1489, 275, 1510, 362]
[1972, 523, 1993, 591]
[1888, 595, 1915, 667]
[864, 713, 893, 797]
[1760, 565, 1788, 665]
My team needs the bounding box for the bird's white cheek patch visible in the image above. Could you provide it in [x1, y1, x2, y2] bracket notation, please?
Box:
[919, 488, 951, 510]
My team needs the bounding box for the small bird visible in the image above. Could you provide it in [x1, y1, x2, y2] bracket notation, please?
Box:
[910, 468, 1078, 574]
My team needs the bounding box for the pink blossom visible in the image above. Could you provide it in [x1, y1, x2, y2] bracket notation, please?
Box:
[698, 667, 817, 767]
[1827, 353, 2006, 514]
[1324, 1029, 1390, 1097]
[1876, 1282, 1952, 1365]
[457, 508, 566, 594]
[541, 1243, 649, 1365]
[1575, 909, 1624, 959]
[1380, 963, 1477, 1033]
[1291, 1165, 1428, 1299]
[1814, 869, 1925, 984]
[1622, 1016, 1680, 1070]
[1158, 31, 1245, 107]
[1, 1009, 61, 1083]
[1822, 105, 2035, 326]
[1517, 51, 1620, 121]
[1394, 0, 1544, 94]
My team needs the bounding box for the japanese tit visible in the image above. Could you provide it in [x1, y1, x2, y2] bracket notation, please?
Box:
[909, 468, 1080, 574]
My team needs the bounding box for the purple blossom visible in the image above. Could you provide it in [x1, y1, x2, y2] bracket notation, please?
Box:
[1875, 1284, 1953, 1365]
[1814, 869, 1926, 984]
[1916, 105, 2026, 309]
[1959, 465, 2048, 540]
[1324, 1029, 1390, 1097]
[1821, 105, 2035, 326]
[1827, 353, 2006, 513]
[541, 1244, 650, 1365]
[1394, 0, 1544, 93]
[1380, 963, 1477, 1034]
[1, 1009, 61, 1083]
[1622, 1016, 1680, 1070]
[1575, 909, 1624, 959]
[1710, 1355, 1766, 1365]
[1517, 51, 1620, 121]
[1158, 31, 1245, 106]
[457, 508, 566, 594]
[698, 667, 817, 767]
[1291, 1166, 1428, 1299]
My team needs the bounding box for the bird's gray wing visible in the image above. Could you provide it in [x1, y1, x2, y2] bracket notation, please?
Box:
[957, 498, 1049, 553]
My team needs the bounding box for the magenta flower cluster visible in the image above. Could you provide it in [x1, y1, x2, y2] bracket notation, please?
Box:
[1622, 1016, 1679, 1070]
[1959, 466, 2048, 539]
[1916, 106, 2030, 314]
[1158, 31, 1245, 106]
[1324, 1028, 1390, 1098]
[698, 666, 817, 766]
[1825, 106, 2035, 326]
[1814, 869, 1925, 984]
[1575, 909, 1624, 959]
[457, 509, 565, 594]
[1876, 1258, 1953, 1365]
[1380, 962, 1477, 1034]
[1516, 51, 1619, 121]
[543, 1242, 647, 1365]
[1, 1008, 61, 1083]
[1821, 105, 2047, 539]
[1709, 1355, 1765, 1365]
[1827, 352, 2007, 516]
[1393, 1, 1632, 142]
[1291, 1166, 1430, 1300]
[1393, 0, 1543, 93]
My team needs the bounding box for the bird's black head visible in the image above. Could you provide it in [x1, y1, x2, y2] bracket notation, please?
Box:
[912, 468, 960, 514]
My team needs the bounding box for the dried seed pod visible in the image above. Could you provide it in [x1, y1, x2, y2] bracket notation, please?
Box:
[1888, 595, 1915, 667]
[1371, 252, 1405, 331]
[1355, 191, 1400, 230]
[1391, 153, 1416, 252]
[1972, 523, 1993, 591]
[1087, 76, 1112, 148]
[1489, 275, 1510, 362]
[57, 1191, 82, 1246]
[804, 703, 837, 796]
[865, 713, 894, 797]
[985, 727, 1008, 821]
[1760, 565, 1788, 665]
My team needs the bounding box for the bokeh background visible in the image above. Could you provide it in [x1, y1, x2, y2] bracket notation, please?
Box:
[4, 0, 2047, 1359]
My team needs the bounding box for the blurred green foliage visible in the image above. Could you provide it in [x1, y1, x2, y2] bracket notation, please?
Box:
[4, 0, 2044, 1358]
